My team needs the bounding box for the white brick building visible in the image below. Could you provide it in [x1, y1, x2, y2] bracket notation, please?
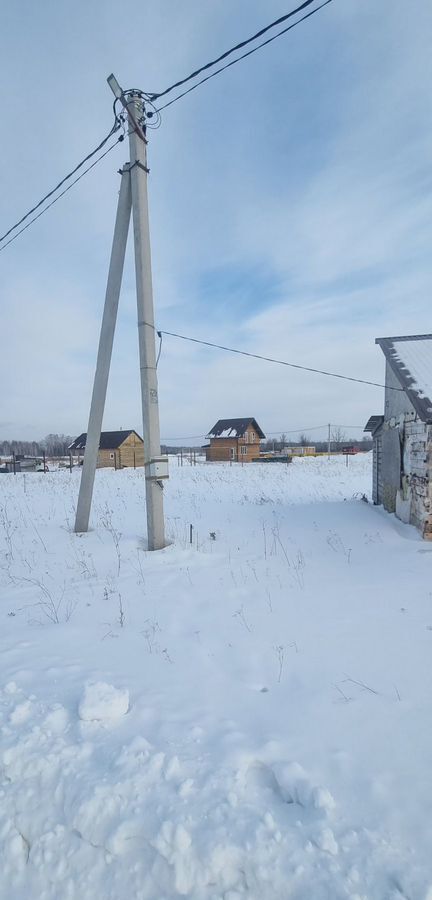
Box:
[365, 334, 432, 539]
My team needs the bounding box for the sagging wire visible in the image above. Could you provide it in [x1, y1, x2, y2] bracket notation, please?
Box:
[112, 90, 162, 132]
[0, 114, 122, 248]
[0, 134, 126, 254]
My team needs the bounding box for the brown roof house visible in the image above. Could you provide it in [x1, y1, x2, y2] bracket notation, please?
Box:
[365, 334, 432, 538]
[69, 430, 144, 469]
[205, 418, 265, 462]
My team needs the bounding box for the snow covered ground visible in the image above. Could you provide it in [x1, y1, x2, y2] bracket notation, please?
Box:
[1, 454, 432, 899]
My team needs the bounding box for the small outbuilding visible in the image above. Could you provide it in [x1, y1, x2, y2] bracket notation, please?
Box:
[365, 333, 432, 538]
[69, 430, 144, 469]
[205, 418, 265, 462]
[285, 446, 316, 457]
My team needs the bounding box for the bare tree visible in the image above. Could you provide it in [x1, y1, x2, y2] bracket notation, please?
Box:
[0, 439, 43, 457]
[330, 428, 347, 448]
[42, 434, 75, 456]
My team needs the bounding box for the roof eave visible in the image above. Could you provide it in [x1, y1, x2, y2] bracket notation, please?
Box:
[377, 338, 432, 424]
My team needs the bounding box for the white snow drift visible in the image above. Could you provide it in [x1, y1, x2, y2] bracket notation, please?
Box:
[1, 455, 432, 899]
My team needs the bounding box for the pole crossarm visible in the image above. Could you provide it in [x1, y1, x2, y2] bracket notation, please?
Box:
[125, 160, 150, 175]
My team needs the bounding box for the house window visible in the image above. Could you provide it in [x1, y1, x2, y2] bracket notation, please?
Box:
[230, 448, 236, 459]
[240, 445, 248, 455]
[110, 452, 115, 460]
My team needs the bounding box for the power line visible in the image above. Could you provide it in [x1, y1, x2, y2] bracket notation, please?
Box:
[154, 0, 333, 112]
[262, 425, 368, 434]
[0, 135, 125, 254]
[0, 3, 334, 251]
[154, 326, 403, 391]
[150, 0, 331, 103]
[267, 425, 332, 434]
[0, 122, 121, 247]
[161, 426, 326, 441]
[0, 3, 334, 250]
[162, 434, 206, 441]
[161, 424, 369, 442]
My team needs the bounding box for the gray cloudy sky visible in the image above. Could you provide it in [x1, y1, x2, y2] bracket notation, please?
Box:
[1, 0, 431, 445]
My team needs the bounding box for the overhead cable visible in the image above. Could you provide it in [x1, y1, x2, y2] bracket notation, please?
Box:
[161, 434, 206, 441]
[0, 121, 122, 247]
[161, 424, 369, 441]
[150, 0, 332, 103]
[152, 326, 403, 391]
[0, 135, 124, 253]
[0, 2, 334, 250]
[155, 0, 333, 112]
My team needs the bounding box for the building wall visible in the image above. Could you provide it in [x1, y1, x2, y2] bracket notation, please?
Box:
[381, 426, 402, 512]
[379, 413, 432, 538]
[97, 433, 145, 469]
[373, 361, 432, 537]
[238, 439, 261, 462]
[97, 449, 116, 468]
[239, 427, 261, 462]
[401, 420, 432, 538]
[380, 366, 419, 515]
[206, 438, 238, 462]
[385, 362, 416, 419]
[372, 433, 383, 504]
[120, 446, 145, 467]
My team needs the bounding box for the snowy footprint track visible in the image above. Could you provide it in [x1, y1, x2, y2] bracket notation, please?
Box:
[0, 682, 341, 898]
[0, 681, 429, 899]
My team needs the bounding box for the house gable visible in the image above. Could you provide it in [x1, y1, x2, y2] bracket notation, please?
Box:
[118, 431, 143, 449]
[376, 334, 432, 423]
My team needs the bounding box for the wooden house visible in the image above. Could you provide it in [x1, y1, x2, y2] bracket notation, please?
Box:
[205, 418, 265, 462]
[69, 430, 144, 469]
[365, 334, 432, 539]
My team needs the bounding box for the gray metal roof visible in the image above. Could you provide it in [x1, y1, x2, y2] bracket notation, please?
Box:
[376, 334, 432, 422]
[207, 418, 266, 439]
[364, 415, 384, 435]
[69, 430, 142, 451]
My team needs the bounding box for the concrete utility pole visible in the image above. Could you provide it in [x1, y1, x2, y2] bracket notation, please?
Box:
[74, 76, 167, 550]
[75, 169, 131, 534]
[127, 93, 165, 550]
[327, 423, 331, 459]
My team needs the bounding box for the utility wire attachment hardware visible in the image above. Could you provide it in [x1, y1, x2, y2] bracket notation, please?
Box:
[126, 160, 150, 175]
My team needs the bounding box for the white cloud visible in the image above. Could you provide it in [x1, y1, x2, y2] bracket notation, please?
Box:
[1, 0, 431, 442]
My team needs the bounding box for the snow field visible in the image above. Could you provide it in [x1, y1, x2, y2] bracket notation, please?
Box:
[1, 455, 432, 898]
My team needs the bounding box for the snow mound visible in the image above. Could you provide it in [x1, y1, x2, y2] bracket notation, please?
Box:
[78, 682, 129, 721]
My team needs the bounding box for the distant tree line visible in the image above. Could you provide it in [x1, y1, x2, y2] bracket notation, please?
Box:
[161, 433, 373, 455]
[261, 430, 372, 452]
[0, 434, 75, 458]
